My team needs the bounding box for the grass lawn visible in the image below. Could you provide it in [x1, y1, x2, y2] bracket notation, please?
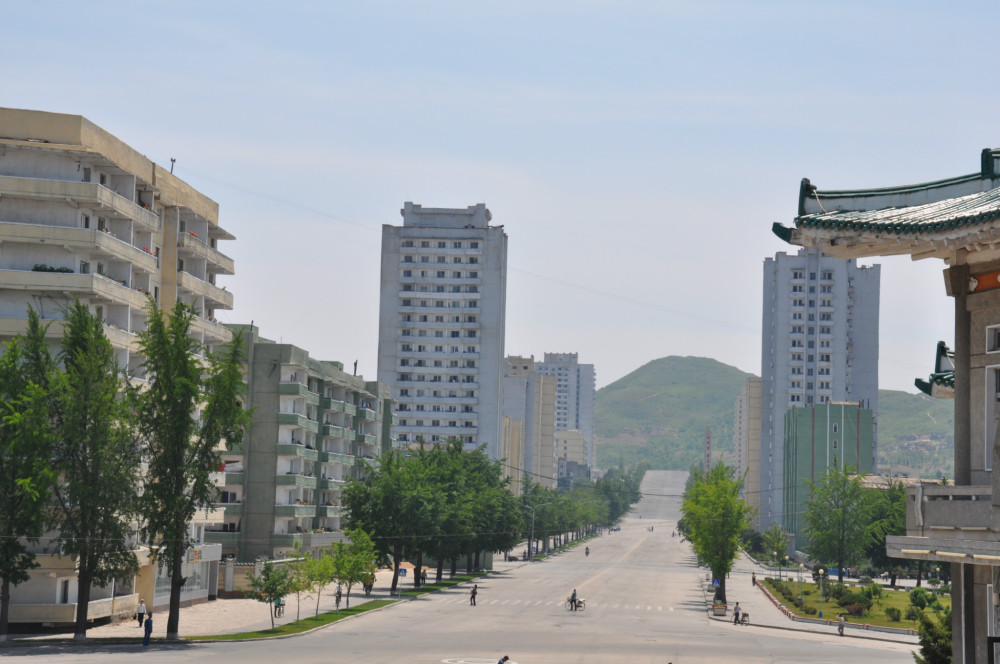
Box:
[761, 577, 949, 630]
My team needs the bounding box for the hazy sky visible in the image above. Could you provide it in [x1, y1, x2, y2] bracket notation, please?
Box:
[5, 1, 994, 392]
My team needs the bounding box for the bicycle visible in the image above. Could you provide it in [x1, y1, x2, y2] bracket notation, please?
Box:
[274, 602, 285, 618]
[565, 598, 586, 612]
[737, 612, 750, 625]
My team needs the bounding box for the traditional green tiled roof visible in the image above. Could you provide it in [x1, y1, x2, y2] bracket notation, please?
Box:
[914, 341, 955, 399]
[774, 185, 1000, 240]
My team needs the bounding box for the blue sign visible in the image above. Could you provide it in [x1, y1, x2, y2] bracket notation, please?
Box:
[712, 579, 720, 587]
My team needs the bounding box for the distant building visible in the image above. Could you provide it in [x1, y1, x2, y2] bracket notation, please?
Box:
[213, 324, 395, 560]
[782, 402, 875, 550]
[555, 429, 588, 487]
[758, 247, 879, 532]
[733, 376, 761, 529]
[502, 355, 557, 490]
[536, 353, 596, 473]
[377, 203, 508, 458]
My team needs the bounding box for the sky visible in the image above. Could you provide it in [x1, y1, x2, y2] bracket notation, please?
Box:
[4, 1, 995, 392]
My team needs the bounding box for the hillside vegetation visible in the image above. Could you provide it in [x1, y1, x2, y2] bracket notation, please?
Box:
[596, 356, 955, 478]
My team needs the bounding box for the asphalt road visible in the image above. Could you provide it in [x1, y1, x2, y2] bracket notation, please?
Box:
[6, 470, 918, 664]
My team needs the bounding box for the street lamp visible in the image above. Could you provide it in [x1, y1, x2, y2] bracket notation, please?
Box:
[798, 563, 804, 603]
[784, 556, 790, 588]
[524, 502, 551, 561]
[818, 568, 825, 618]
[773, 552, 778, 581]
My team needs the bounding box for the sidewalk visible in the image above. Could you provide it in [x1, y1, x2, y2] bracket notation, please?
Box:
[10, 555, 527, 642]
[701, 551, 919, 646]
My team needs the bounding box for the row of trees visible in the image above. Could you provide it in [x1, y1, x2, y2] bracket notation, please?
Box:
[245, 528, 378, 628]
[0, 301, 250, 641]
[344, 440, 643, 592]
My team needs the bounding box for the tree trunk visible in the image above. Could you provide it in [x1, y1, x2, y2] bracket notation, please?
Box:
[345, 583, 352, 608]
[450, 557, 457, 578]
[473, 550, 480, 571]
[414, 550, 423, 589]
[465, 551, 472, 574]
[1, 577, 11, 642]
[717, 574, 728, 605]
[166, 548, 185, 640]
[390, 545, 401, 593]
[436, 558, 444, 583]
[74, 565, 92, 640]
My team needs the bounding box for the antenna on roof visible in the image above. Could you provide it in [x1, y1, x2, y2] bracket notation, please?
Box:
[170, 158, 176, 174]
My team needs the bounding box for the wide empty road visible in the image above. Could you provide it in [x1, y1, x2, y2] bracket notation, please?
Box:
[9, 471, 917, 663]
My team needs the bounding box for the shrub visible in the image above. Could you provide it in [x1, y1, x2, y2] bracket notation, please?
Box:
[910, 587, 932, 609]
[938, 584, 951, 596]
[804, 606, 817, 615]
[827, 583, 848, 601]
[859, 576, 873, 585]
[802, 589, 812, 596]
[885, 607, 902, 622]
[905, 606, 923, 621]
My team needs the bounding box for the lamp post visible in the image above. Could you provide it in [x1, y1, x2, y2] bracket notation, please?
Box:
[774, 552, 779, 581]
[524, 502, 551, 561]
[784, 556, 790, 588]
[819, 568, 825, 618]
[798, 563, 804, 603]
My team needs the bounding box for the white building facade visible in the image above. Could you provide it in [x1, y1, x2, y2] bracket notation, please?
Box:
[377, 203, 508, 459]
[758, 247, 879, 531]
[536, 352, 596, 473]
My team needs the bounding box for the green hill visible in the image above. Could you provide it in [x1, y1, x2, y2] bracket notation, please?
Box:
[596, 356, 955, 478]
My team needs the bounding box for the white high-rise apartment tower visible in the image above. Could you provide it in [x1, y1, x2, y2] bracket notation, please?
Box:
[758, 247, 879, 532]
[536, 353, 596, 472]
[377, 203, 508, 459]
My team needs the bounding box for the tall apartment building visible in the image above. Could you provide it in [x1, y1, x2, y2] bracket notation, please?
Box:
[733, 376, 761, 529]
[0, 107, 234, 364]
[0, 107, 234, 627]
[782, 402, 874, 550]
[212, 324, 395, 560]
[377, 203, 508, 459]
[758, 247, 879, 531]
[503, 355, 558, 490]
[536, 353, 596, 473]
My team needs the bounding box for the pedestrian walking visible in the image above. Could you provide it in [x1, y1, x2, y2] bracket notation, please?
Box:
[733, 602, 741, 625]
[142, 613, 153, 646]
[838, 614, 846, 636]
[136, 598, 146, 627]
[751, 572, 756, 587]
[470, 584, 478, 606]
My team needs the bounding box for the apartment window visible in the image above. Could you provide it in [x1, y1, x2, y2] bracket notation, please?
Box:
[470, 242, 479, 249]
[432, 420, 441, 427]
[435, 316, 444, 322]
[807, 327, 815, 335]
[792, 312, 803, 320]
[402, 299, 412, 307]
[453, 257, 462, 264]
[832, 439, 839, 450]
[792, 270, 804, 279]
[466, 330, 477, 338]
[791, 285, 804, 293]
[399, 359, 410, 367]
[79, 260, 90, 274]
[469, 271, 478, 278]
[437, 271, 446, 278]
[402, 285, 413, 292]
[404, 256, 414, 263]
[469, 257, 478, 264]
[821, 285, 833, 294]
[420, 256, 429, 263]
[437, 256, 446, 263]
[451, 331, 460, 338]
[818, 368, 831, 376]
[820, 340, 831, 348]
[791, 340, 803, 348]
[791, 353, 803, 361]
[789, 394, 802, 403]
[420, 241, 430, 248]
[468, 301, 478, 308]
[467, 285, 479, 293]
[810, 272, 816, 280]
[819, 354, 831, 362]
[822, 271, 834, 281]
[437, 241, 446, 248]
[820, 313, 832, 321]
[403, 241, 414, 248]
[809, 300, 815, 308]
[434, 331, 444, 337]
[820, 326, 831, 334]
[399, 389, 409, 397]
[466, 315, 477, 323]
[791, 325, 804, 334]
[820, 298, 833, 307]
[820, 381, 831, 389]
[792, 298, 805, 307]
[435, 286, 445, 293]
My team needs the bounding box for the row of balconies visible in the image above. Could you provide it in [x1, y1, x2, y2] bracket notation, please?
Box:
[399, 275, 482, 286]
[0, 175, 160, 230]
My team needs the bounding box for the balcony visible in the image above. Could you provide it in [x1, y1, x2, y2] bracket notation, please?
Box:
[223, 472, 245, 487]
[316, 505, 345, 518]
[271, 532, 346, 548]
[277, 412, 319, 433]
[274, 504, 317, 518]
[0, 175, 161, 231]
[0, 222, 160, 274]
[358, 408, 376, 422]
[176, 271, 234, 309]
[221, 503, 243, 517]
[275, 443, 319, 461]
[189, 315, 232, 344]
[204, 531, 240, 547]
[177, 231, 235, 275]
[319, 451, 354, 465]
[343, 403, 357, 416]
[280, 382, 320, 404]
[318, 477, 347, 490]
[355, 432, 375, 446]
[323, 398, 347, 412]
[0, 269, 140, 308]
[274, 474, 317, 489]
[322, 424, 347, 439]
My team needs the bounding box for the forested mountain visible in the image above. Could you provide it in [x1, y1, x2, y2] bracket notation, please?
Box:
[595, 356, 955, 478]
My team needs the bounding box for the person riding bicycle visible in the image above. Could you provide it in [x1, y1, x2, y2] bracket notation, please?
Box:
[274, 596, 285, 616]
[570, 588, 579, 611]
[585, 546, 590, 557]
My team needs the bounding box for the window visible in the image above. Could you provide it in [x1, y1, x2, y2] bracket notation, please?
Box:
[791, 285, 804, 293]
[403, 241, 414, 248]
[822, 271, 834, 281]
[469, 271, 478, 278]
[401, 299, 412, 307]
[402, 285, 413, 292]
[792, 298, 805, 307]
[403, 270, 412, 277]
[438, 241, 446, 248]
[437, 271, 446, 278]
[792, 270, 804, 279]
[421, 256, 429, 263]
[791, 325, 804, 334]
[820, 326, 831, 334]
[832, 439, 838, 450]
[810, 272, 816, 280]
[790, 394, 802, 403]
[404, 256, 414, 263]
[470, 242, 479, 249]
[820, 313, 832, 321]
[469, 257, 478, 264]
[453, 257, 462, 263]
[453, 241, 462, 248]
[421, 241, 430, 248]
[819, 354, 831, 362]
[437, 256, 446, 263]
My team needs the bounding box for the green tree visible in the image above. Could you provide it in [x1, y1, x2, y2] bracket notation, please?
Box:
[48, 301, 141, 640]
[761, 522, 790, 565]
[681, 463, 754, 605]
[803, 465, 868, 583]
[913, 606, 951, 664]
[0, 310, 56, 641]
[329, 528, 378, 609]
[864, 479, 907, 585]
[295, 544, 335, 617]
[245, 561, 294, 629]
[137, 301, 251, 640]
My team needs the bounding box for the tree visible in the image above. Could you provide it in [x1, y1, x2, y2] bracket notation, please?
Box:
[864, 479, 907, 586]
[0, 310, 56, 641]
[330, 528, 378, 609]
[48, 301, 141, 640]
[680, 463, 753, 605]
[761, 522, 790, 565]
[295, 544, 335, 617]
[285, 542, 317, 621]
[137, 300, 251, 640]
[803, 465, 868, 583]
[913, 606, 951, 664]
[245, 561, 293, 629]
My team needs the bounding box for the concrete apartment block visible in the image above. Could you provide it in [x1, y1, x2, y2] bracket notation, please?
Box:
[378, 203, 508, 459]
